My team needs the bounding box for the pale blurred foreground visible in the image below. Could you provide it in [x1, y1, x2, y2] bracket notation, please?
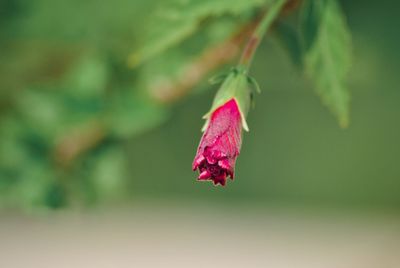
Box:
[1, 203, 399, 268]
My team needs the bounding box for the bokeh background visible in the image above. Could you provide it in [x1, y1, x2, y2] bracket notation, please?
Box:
[0, 0, 399, 267]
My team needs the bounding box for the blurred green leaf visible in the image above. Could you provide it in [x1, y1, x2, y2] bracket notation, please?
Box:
[130, 0, 271, 66]
[15, 89, 66, 139]
[300, 0, 327, 51]
[63, 52, 109, 98]
[303, 0, 352, 127]
[106, 91, 168, 139]
[140, 17, 239, 81]
[5, 0, 151, 45]
[90, 147, 129, 202]
[274, 20, 303, 67]
[43, 181, 67, 209]
[0, 117, 29, 170]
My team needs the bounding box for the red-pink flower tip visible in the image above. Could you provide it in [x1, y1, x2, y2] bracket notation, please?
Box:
[192, 99, 242, 186]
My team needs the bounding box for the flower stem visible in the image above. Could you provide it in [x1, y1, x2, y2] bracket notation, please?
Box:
[238, 0, 287, 70]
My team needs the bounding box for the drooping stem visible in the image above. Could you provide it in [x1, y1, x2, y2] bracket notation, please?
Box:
[238, 0, 287, 70]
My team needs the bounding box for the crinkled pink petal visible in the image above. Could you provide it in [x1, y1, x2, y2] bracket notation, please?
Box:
[192, 99, 242, 186]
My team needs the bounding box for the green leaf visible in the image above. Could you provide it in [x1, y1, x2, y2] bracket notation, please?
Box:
[137, 16, 244, 101]
[129, 0, 271, 66]
[300, 0, 327, 51]
[274, 20, 303, 68]
[63, 52, 109, 98]
[4, 0, 154, 45]
[105, 91, 168, 139]
[303, 0, 352, 127]
[90, 147, 129, 202]
[43, 182, 67, 209]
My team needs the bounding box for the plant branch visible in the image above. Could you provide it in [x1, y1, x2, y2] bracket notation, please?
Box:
[148, 20, 259, 103]
[238, 0, 287, 70]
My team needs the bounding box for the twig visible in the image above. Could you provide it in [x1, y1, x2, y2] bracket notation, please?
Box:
[148, 20, 259, 103]
[238, 0, 287, 70]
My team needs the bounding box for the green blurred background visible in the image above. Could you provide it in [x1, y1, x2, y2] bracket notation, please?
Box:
[0, 0, 399, 212]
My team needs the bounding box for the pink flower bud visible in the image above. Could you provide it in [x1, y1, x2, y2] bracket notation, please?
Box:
[192, 99, 242, 186]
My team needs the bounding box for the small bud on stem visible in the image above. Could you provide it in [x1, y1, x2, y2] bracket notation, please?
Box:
[193, 0, 287, 186]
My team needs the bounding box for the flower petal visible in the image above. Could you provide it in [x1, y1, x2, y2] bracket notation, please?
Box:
[198, 170, 211, 180]
[192, 155, 205, 170]
[192, 98, 243, 186]
[218, 159, 231, 170]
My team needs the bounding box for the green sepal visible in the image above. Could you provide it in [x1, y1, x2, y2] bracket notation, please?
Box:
[247, 76, 261, 94]
[208, 73, 229, 85]
[247, 76, 260, 109]
[202, 66, 252, 132]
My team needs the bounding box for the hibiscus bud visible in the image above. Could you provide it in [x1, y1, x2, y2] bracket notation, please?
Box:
[192, 67, 253, 186]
